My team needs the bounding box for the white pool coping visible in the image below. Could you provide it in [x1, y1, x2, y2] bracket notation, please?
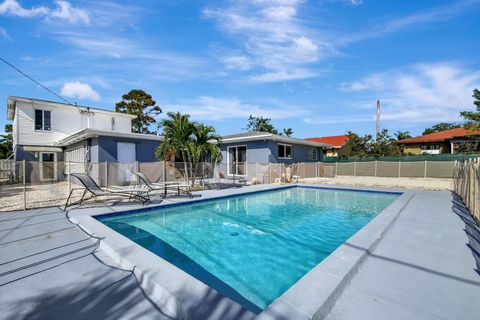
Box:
[69, 184, 413, 320]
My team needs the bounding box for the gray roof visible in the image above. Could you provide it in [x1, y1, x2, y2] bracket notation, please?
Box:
[220, 131, 332, 148]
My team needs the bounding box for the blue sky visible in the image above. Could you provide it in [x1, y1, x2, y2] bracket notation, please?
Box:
[1, 0, 479, 138]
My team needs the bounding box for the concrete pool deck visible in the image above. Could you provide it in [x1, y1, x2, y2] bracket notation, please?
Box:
[0, 184, 479, 319]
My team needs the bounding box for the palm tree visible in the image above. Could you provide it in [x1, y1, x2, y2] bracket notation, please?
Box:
[156, 112, 222, 186]
[155, 112, 195, 182]
[395, 130, 412, 141]
[188, 124, 222, 186]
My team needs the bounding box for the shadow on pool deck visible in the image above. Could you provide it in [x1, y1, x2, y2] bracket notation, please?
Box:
[451, 193, 480, 275]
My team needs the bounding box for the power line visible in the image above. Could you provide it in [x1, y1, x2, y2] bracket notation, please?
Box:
[0, 57, 79, 109]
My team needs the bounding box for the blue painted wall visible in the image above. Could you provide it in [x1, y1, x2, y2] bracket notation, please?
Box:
[219, 140, 323, 164]
[95, 136, 160, 162]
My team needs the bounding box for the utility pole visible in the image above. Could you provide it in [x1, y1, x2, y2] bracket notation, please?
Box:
[376, 99, 381, 140]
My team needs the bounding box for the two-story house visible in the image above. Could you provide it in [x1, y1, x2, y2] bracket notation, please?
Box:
[7, 96, 162, 181]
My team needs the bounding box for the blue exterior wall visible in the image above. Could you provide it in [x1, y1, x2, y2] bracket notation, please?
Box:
[220, 140, 271, 164]
[219, 140, 323, 164]
[95, 136, 160, 162]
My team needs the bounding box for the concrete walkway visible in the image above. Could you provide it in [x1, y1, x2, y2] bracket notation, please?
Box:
[325, 191, 480, 320]
[0, 207, 170, 320]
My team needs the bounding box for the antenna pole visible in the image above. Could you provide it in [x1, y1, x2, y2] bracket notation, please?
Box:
[376, 99, 381, 140]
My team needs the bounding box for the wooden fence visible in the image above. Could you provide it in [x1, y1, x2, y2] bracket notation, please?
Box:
[453, 159, 480, 224]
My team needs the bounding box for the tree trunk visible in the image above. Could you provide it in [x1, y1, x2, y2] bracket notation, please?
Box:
[181, 151, 189, 184]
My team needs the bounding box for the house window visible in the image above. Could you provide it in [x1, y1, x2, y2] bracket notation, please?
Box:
[278, 143, 292, 159]
[307, 147, 318, 160]
[111, 117, 116, 131]
[34, 109, 51, 131]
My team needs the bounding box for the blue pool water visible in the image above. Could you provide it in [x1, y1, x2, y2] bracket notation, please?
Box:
[98, 187, 398, 313]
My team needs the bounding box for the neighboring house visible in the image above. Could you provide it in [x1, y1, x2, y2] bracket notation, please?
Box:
[397, 128, 480, 155]
[218, 131, 330, 176]
[304, 135, 348, 157]
[6, 96, 162, 181]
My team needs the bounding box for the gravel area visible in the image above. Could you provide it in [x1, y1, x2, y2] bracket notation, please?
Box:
[300, 176, 453, 190]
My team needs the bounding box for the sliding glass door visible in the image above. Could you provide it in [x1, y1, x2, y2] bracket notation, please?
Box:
[228, 146, 247, 176]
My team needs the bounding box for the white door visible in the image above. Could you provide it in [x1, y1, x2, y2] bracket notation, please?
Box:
[117, 142, 136, 184]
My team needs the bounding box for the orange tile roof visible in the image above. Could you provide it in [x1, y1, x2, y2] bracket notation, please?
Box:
[305, 135, 348, 148]
[397, 128, 480, 144]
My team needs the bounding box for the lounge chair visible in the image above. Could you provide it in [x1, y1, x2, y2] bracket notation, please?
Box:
[133, 171, 194, 198]
[64, 173, 151, 210]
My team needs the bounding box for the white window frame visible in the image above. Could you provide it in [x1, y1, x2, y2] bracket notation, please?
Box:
[34, 109, 52, 132]
[307, 147, 318, 160]
[227, 145, 247, 176]
[278, 143, 293, 159]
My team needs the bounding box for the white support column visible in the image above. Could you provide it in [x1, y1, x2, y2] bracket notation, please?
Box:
[23, 160, 26, 211]
[68, 160, 71, 192]
[105, 161, 108, 187]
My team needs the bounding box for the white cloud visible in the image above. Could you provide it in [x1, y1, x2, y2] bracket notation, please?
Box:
[0, 0, 89, 25]
[163, 96, 306, 121]
[204, 0, 331, 82]
[0, 0, 49, 17]
[342, 1, 478, 44]
[60, 81, 101, 101]
[0, 27, 10, 39]
[251, 68, 318, 82]
[50, 1, 90, 25]
[222, 55, 252, 71]
[347, 0, 362, 5]
[336, 63, 480, 124]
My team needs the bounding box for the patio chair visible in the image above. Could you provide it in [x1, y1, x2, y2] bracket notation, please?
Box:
[64, 173, 151, 210]
[133, 171, 194, 198]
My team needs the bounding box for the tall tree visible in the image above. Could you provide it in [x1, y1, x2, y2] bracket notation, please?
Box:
[339, 131, 372, 157]
[422, 122, 461, 135]
[115, 89, 162, 134]
[246, 115, 293, 136]
[339, 129, 400, 158]
[0, 124, 13, 159]
[460, 89, 480, 129]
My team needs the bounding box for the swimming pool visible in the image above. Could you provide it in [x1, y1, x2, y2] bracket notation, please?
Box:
[98, 186, 399, 313]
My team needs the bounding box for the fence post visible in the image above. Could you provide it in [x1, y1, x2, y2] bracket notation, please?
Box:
[335, 162, 338, 177]
[269, 163, 272, 184]
[316, 162, 319, 178]
[135, 161, 139, 185]
[105, 161, 108, 187]
[398, 160, 401, 178]
[424, 160, 427, 178]
[163, 160, 167, 182]
[353, 161, 357, 176]
[68, 160, 71, 192]
[255, 162, 258, 182]
[23, 160, 26, 211]
[374, 160, 378, 177]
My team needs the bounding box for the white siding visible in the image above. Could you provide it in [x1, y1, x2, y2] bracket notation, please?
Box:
[14, 101, 133, 146]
